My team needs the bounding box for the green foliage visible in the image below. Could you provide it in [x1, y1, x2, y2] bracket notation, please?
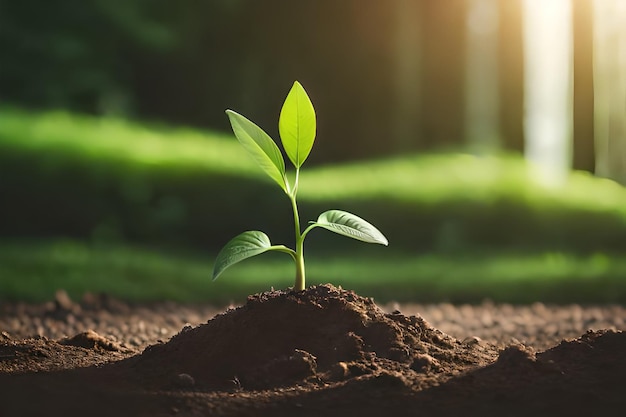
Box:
[215, 82, 388, 289]
[2, 239, 626, 304]
[312, 210, 389, 245]
[2, 105, 626, 255]
[279, 81, 316, 168]
[0, 0, 177, 113]
[0, 106, 253, 174]
[225, 110, 287, 192]
[213, 231, 293, 280]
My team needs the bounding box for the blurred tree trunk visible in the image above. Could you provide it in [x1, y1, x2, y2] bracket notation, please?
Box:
[465, 0, 500, 152]
[522, 0, 573, 186]
[497, 0, 525, 153]
[392, 0, 423, 153]
[572, 0, 595, 173]
[419, 0, 467, 149]
[593, 0, 626, 184]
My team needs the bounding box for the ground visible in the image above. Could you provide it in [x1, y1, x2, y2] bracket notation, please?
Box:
[1, 284, 624, 416]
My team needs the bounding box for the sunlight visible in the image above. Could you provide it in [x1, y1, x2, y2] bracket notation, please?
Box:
[523, 0, 573, 187]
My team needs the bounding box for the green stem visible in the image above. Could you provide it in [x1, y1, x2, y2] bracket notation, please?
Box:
[290, 168, 306, 291]
[294, 233, 305, 291]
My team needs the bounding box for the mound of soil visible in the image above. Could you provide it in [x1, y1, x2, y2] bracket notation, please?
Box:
[1, 284, 624, 416]
[133, 284, 498, 391]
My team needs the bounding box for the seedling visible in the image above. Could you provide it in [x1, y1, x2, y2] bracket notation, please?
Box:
[213, 81, 388, 290]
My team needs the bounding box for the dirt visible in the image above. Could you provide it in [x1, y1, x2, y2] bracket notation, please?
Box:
[0, 284, 625, 416]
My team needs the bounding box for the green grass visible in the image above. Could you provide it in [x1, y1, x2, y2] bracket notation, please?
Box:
[1, 107, 626, 304]
[0, 106, 259, 177]
[301, 153, 626, 211]
[2, 105, 626, 210]
[1, 239, 624, 305]
[2, 106, 626, 253]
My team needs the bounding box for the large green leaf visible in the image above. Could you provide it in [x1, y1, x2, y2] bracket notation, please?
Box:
[279, 81, 316, 168]
[212, 231, 274, 280]
[312, 210, 389, 245]
[226, 110, 287, 192]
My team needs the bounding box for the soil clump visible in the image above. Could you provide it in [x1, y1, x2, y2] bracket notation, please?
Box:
[0, 284, 624, 416]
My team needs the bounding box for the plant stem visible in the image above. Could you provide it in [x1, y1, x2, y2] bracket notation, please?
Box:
[294, 234, 305, 291]
[290, 168, 306, 291]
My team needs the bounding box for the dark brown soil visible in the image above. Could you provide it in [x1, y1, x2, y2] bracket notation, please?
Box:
[1, 284, 625, 416]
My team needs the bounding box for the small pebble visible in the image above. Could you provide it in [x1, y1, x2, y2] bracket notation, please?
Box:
[175, 373, 195, 388]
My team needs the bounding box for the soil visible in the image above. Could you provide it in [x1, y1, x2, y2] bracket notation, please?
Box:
[1, 284, 625, 416]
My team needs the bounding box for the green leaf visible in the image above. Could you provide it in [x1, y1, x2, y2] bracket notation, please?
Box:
[279, 81, 316, 168]
[212, 231, 273, 280]
[312, 210, 389, 246]
[226, 110, 287, 192]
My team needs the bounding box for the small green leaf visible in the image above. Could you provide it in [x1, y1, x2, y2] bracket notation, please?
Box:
[279, 81, 316, 168]
[213, 231, 273, 280]
[313, 210, 389, 246]
[226, 110, 287, 192]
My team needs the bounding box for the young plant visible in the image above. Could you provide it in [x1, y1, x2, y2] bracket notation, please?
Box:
[212, 81, 388, 290]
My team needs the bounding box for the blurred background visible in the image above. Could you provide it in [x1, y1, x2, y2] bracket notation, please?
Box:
[1, 0, 625, 304]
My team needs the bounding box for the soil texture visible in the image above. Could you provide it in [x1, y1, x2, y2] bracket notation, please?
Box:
[0, 284, 624, 416]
